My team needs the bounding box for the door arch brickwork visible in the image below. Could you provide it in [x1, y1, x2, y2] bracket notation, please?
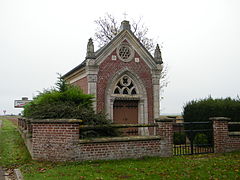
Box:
[103, 67, 150, 135]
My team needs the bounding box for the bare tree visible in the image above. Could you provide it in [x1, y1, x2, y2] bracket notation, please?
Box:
[160, 64, 169, 91]
[131, 17, 155, 52]
[94, 13, 169, 91]
[94, 14, 119, 48]
[94, 13, 155, 52]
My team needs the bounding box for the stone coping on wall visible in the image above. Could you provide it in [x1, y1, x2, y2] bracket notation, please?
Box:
[80, 123, 158, 129]
[209, 117, 231, 121]
[20, 118, 83, 124]
[229, 122, 240, 125]
[155, 118, 174, 122]
[229, 132, 240, 136]
[79, 136, 161, 144]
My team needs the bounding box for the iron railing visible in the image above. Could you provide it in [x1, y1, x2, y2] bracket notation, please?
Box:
[173, 121, 214, 155]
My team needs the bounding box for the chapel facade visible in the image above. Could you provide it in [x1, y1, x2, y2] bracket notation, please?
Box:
[63, 20, 163, 135]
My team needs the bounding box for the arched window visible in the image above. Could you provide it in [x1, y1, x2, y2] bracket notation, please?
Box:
[113, 75, 138, 95]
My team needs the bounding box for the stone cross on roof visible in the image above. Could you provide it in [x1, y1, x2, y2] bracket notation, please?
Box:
[123, 12, 128, 20]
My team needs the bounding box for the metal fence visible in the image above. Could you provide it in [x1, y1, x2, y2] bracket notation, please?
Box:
[173, 121, 214, 156]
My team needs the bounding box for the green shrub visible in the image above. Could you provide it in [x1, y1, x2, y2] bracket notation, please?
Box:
[173, 132, 186, 145]
[23, 75, 120, 138]
[183, 96, 240, 141]
[183, 96, 240, 123]
[193, 133, 208, 146]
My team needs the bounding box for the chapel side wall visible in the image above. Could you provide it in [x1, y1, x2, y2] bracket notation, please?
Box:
[72, 77, 88, 94]
[96, 49, 154, 123]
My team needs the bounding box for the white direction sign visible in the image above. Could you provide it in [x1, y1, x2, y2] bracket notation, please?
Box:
[14, 99, 31, 108]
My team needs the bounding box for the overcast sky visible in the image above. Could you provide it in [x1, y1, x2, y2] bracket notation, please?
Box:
[0, 0, 239, 115]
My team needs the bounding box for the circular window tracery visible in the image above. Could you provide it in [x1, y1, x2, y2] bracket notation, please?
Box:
[113, 75, 138, 95]
[117, 43, 134, 62]
[119, 46, 131, 60]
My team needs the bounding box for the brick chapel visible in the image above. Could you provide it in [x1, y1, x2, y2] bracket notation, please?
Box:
[63, 20, 163, 135]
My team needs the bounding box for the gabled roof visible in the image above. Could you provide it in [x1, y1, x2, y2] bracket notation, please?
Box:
[63, 21, 157, 79]
[62, 60, 86, 79]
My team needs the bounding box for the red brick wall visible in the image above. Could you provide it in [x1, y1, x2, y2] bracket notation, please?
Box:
[212, 118, 240, 153]
[156, 120, 173, 157]
[31, 123, 79, 161]
[97, 48, 154, 123]
[72, 77, 88, 94]
[21, 120, 173, 161]
[76, 139, 162, 161]
[228, 135, 240, 152]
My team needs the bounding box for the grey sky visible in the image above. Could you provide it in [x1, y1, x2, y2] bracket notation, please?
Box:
[0, 0, 239, 115]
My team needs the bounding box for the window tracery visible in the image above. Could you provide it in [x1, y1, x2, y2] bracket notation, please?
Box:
[113, 75, 137, 95]
[117, 43, 134, 62]
[119, 46, 131, 60]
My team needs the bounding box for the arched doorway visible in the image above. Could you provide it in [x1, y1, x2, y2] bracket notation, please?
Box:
[105, 70, 149, 135]
[113, 100, 138, 135]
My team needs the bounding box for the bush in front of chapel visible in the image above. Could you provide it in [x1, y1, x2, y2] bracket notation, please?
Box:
[23, 75, 119, 138]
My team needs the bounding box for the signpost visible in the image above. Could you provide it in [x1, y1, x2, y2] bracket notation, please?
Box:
[14, 97, 31, 108]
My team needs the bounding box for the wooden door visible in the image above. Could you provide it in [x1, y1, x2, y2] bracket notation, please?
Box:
[113, 100, 138, 136]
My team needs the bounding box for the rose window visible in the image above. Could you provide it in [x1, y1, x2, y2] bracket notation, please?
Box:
[113, 75, 137, 95]
[117, 43, 134, 62]
[119, 46, 131, 60]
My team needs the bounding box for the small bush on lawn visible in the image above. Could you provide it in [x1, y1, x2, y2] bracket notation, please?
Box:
[23, 75, 119, 138]
[173, 132, 186, 145]
[193, 133, 208, 146]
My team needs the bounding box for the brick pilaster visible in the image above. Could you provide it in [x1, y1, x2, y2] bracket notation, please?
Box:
[155, 118, 173, 157]
[210, 117, 231, 153]
[31, 120, 81, 161]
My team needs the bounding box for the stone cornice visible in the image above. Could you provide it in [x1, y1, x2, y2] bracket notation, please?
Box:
[79, 136, 161, 144]
[155, 118, 174, 122]
[21, 118, 83, 124]
[209, 117, 231, 121]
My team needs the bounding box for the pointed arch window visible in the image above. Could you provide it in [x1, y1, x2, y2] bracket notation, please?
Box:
[113, 75, 138, 95]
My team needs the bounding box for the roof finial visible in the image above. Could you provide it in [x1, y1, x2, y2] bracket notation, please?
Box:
[86, 38, 95, 59]
[154, 44, 163, 64]
[120, 20, 131, 31]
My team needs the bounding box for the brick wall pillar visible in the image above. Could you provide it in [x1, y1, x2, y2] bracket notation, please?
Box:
[31, 119, 81, 161]
[27, 122, 32, 134]
[210, 117, 231, 153]
[18, 118, 22, 129]
[155, 118, 173, 157]
[18, 118, 26, 130]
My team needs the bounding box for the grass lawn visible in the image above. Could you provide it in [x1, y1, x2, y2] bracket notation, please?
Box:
[0, 118, 240, 180]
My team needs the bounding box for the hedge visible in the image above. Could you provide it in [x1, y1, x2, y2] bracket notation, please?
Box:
[183, 97, 240, 123]
[182, 97, 240, 141]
